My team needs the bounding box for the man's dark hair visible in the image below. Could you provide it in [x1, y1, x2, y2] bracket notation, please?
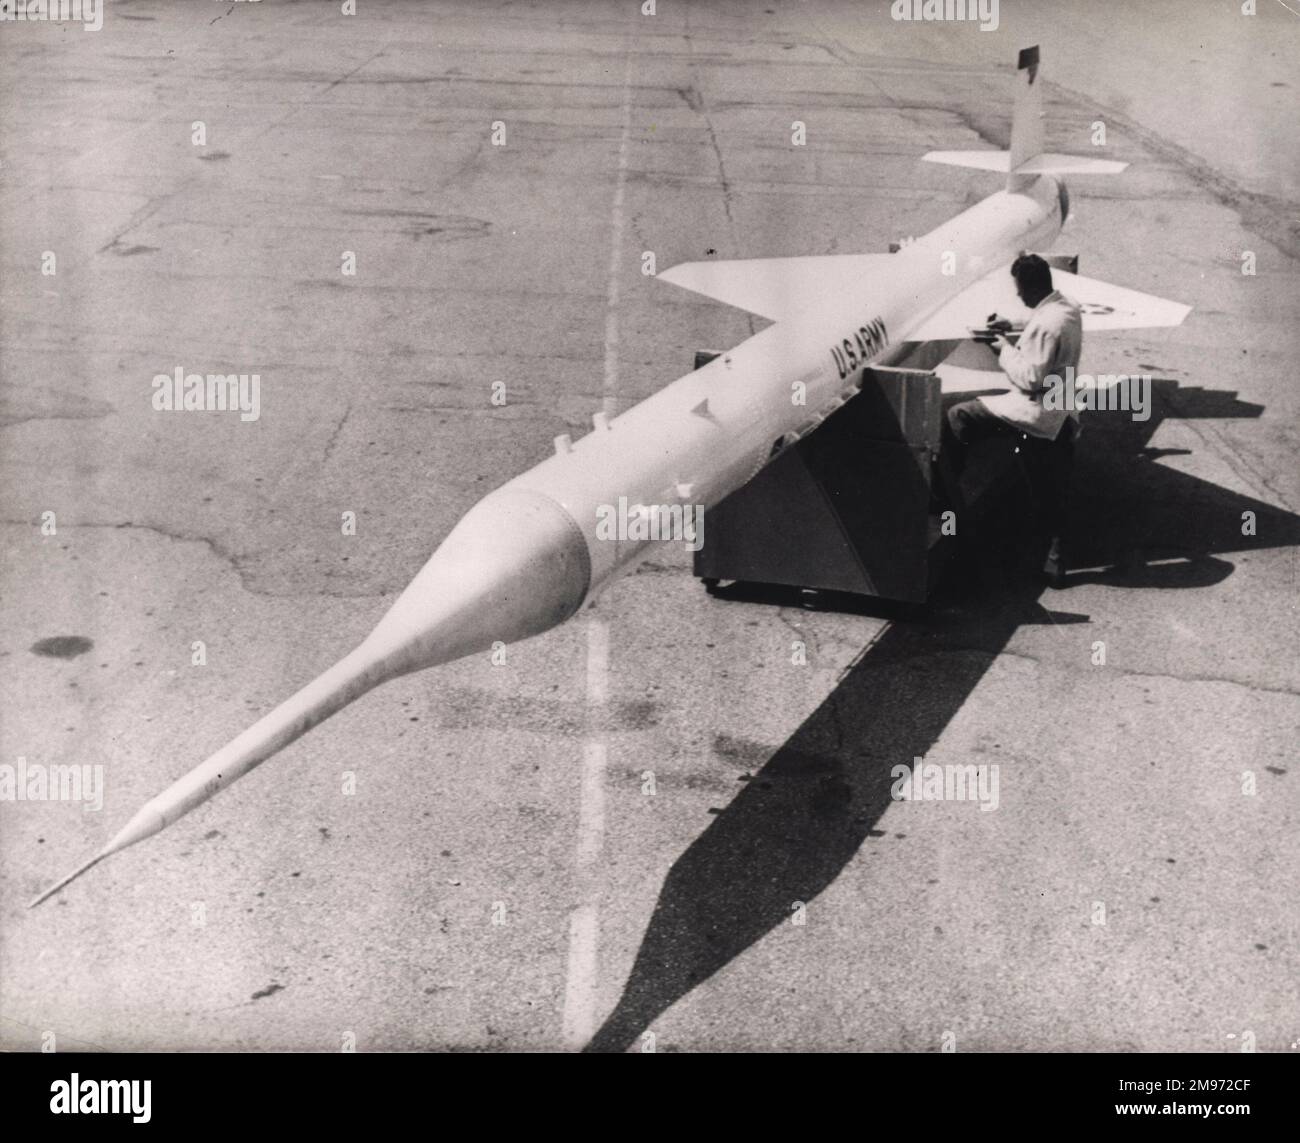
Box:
[1010, 252, 1053, 296]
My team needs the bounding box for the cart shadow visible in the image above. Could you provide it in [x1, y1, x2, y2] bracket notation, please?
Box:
[585, 382, 1297, 1052]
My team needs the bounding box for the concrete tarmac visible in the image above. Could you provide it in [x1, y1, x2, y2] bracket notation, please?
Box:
[1, 0, 1296, 1052]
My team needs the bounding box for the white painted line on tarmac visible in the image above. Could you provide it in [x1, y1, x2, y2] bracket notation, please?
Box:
[562, 46, 633, 1051]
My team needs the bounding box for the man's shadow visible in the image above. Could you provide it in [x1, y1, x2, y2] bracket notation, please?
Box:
[586, 380, 1297, 1052]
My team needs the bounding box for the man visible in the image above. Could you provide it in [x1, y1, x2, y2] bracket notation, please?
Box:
[941, 253, 1082, 582]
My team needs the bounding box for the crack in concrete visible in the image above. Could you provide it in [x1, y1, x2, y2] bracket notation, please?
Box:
[0, 409, 111, 430]
[774, 606, 823, 665]
[682, 10, 757, 339]
[0, 519, 388, 602]
[322, 402, 352, 463]
[96, 186, 189, 255]
[990, 646, 1300, 701]
[1161, 390, 1296, 513]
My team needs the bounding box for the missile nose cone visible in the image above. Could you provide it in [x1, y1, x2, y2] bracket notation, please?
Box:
[31, 489, 593, 907]
[364, 488, 592, 675]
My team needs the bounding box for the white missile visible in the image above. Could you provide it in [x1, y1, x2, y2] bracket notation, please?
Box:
[32, 45, 1188, 906]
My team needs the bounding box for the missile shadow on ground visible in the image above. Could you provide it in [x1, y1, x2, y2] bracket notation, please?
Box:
[586, 380, 1299, 1052]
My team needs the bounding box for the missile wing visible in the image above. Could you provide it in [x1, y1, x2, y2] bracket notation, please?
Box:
[906, 264, 1192, 341]
[658, 253, 893, 322]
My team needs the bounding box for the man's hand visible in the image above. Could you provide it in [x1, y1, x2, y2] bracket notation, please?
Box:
[971, 313, 1014, 348]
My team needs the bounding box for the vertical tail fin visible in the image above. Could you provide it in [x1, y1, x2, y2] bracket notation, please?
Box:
[1006, 45, 1043, 188]
[921, 46, 1127, 180]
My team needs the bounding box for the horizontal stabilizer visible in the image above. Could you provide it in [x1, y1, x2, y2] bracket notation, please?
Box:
[922, 151, 1127, 175]
[907, 266, 1190, 342]
[659, 254, 892, 322]
[922, 150, 1013, 172]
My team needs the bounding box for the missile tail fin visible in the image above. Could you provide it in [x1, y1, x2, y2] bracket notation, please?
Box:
[1006, 45, 1044, 182]
[920, 48, 1127, 187]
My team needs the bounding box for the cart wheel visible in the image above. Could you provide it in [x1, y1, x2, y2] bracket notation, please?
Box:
[1042, 536, 1067, 588]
